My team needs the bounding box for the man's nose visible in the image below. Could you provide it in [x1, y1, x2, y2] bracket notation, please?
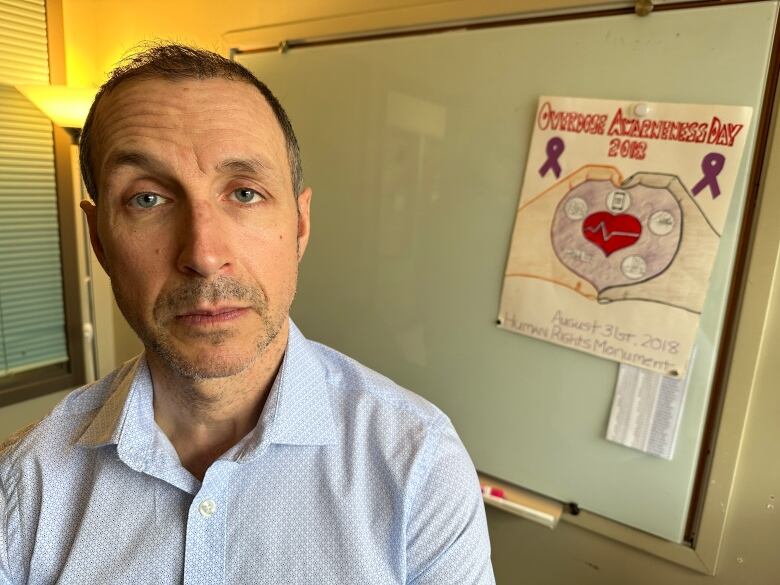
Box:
[176, 201, 232, 278]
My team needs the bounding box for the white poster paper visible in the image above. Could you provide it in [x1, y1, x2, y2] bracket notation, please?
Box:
[498, 96, 752, 377]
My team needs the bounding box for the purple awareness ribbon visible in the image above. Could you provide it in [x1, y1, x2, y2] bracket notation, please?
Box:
[538, 136, 564, 179]
[692, 152, 725, 198]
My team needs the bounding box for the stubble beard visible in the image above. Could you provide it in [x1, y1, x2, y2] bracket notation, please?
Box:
[113, 276, 292, 381]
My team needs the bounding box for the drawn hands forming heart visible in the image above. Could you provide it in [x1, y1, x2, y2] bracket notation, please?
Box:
[551, 179, 682, 292]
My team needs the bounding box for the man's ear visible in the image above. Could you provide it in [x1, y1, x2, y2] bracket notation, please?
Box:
[80, 200, 110, 276]
[296, 187, 312, 261]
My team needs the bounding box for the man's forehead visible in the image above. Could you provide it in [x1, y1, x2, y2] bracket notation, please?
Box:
[91, 76, 288, 175]
[96, 76, 276, 121]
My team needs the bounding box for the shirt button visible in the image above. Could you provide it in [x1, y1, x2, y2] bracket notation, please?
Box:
[199, 499, 217, 518]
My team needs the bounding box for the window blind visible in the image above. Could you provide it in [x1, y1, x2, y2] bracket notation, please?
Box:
[0, 0, 67, 376]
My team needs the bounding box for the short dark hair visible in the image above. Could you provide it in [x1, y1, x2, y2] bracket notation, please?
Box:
[79, 42, 303, 201]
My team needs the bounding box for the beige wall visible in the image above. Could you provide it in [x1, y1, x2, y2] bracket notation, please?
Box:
[56, 1, 780, 583]
[62, 0, 461, 86]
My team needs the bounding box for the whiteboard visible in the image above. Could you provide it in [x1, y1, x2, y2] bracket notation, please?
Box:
[237, 2, 777, 541]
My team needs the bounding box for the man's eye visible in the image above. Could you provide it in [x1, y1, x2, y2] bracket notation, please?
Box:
[231, 188, 264, 204]
[130, 193, 166, 208]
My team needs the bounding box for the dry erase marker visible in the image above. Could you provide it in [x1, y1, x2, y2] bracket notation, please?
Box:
[480, 485, 505, 499]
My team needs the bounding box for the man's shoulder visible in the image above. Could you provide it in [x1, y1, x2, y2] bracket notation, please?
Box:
[0, 358, 138, 469]
[308, 339, 448, 433]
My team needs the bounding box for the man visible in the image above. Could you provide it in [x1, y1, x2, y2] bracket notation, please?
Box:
[0, 44, 494, 584]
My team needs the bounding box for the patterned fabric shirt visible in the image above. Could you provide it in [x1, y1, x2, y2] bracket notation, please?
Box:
[0, 321, 494, 584]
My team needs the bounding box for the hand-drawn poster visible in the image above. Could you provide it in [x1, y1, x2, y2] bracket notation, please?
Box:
[498, 96, 752, 377]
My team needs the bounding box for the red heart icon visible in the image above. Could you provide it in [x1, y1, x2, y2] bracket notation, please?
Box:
[582, 212, 642, 257]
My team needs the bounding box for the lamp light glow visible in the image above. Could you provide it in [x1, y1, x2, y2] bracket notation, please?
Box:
[15, 85, 96, 129]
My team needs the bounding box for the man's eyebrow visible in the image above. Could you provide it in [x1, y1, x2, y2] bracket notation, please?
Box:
[102, 152, 278, 182]
[215, 158, 275, 176]
[103, 150, 164, 174]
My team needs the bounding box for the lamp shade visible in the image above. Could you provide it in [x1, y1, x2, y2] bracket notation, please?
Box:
[15, 85, 97, 129]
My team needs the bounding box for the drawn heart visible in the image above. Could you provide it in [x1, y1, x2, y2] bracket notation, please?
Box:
[582, 212, 642, 257]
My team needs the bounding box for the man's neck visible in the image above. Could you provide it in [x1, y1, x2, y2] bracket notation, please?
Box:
[147, 329, 288, 481]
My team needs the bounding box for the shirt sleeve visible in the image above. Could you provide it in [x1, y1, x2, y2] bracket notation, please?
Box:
[405, 417, 496, 585]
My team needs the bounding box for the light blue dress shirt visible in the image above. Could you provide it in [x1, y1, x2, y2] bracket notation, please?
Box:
[0, 322, 494, 584]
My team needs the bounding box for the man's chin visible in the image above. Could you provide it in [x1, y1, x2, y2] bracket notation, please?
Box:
[150, 342, 259, 380]
[139, 314, 287, 380]
[173, 358, 253, 380]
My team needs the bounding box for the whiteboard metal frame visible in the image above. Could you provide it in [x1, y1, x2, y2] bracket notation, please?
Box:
[227, 0, 780, 573]
[224, 1, 721, 55]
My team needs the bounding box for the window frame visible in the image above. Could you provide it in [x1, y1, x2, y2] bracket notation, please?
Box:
[0, 0, 87, 407]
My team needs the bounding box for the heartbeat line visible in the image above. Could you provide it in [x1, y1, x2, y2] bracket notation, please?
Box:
[583, 222, 641, 241]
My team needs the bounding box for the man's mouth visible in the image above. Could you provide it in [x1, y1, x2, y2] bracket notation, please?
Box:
[175, 306, 250, 325]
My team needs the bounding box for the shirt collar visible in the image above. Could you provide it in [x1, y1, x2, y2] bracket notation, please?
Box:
[76, 357, 147, 449]
[261, 320, 338, 448]
[76, 320, 338, 459]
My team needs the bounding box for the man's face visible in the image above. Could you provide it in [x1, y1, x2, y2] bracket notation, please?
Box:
[82, 77, 311, 379]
